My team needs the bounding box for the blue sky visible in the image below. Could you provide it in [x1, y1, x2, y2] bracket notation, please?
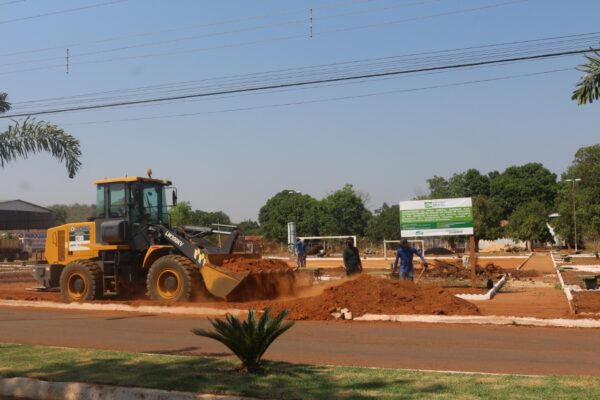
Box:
[1, 0, 599, 221]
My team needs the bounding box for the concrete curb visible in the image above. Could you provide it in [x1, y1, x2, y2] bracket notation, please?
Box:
[455, 275, 507, 301]
[0, 299, 246, 317]
[0, 377, 259, 400]
[552, 252, 575, 314]
[353, 314, 600, 328]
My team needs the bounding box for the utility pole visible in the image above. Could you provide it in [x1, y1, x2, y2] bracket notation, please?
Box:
[565, 178, 581, 252]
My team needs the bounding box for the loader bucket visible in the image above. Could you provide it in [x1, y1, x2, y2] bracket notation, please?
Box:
[200, 264, 247, 299]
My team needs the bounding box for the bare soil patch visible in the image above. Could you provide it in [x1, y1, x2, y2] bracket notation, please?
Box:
[568, 257, 600, 266]
[424, 260, 538, 280]
[266, 274, 479, 320]
[561, 271, 599, 289]
[572, 291, 600, 314]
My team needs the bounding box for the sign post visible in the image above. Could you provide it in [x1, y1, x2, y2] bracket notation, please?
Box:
[470, 235, 476, 288]
[399, 198, 477, 287]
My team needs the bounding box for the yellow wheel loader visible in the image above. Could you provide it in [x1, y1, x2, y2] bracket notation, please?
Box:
[33, 175, 251, 302]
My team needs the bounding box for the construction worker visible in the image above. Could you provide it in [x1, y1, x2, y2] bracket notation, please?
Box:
[294, 237, 306, 269]
[343, 237, 363, 276]
[393, 239, 428, 281]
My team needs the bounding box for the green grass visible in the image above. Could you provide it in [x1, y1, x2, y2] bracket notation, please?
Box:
[0, 343, 598, 399]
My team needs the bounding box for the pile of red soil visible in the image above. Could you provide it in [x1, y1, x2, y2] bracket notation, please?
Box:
[268, 274, 479, 320]
[220, 258, 291, 273]
[219, 258, 302, 302]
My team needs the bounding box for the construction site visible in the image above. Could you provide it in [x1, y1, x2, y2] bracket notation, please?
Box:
[1, 243, 597, 321]
[2, 1, 600, 398]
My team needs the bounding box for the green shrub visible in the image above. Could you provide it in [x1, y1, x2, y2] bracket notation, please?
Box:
[192, 307, 294, 373]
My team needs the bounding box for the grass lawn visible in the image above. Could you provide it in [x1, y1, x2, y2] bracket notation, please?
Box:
[0, 343, 598, 399]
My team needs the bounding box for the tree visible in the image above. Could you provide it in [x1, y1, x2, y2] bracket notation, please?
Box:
[47, 205, 68, 225]
[169, 202, 231, 228]
[237, 219, 261, 236]
[1, 93, 81, 178]
[427, 169, 490, 199]
[169, 202, 195, 227]
[448, 169, 490, 197]
[365, 203, 400, 242]
[258, 190, 320, 242]
[426, 175, 450, 198]
[47, 204, 96, 225]
[572, 51, 600, 105]
[192, 307, 294, 373]
[555, 145, 600, 249]
[507, 201, 552, 250]
[319, 184, 372, 236]
[472, 195, 504, 242]
[0, 92, 9, 113]
[489, 163, 557, 219]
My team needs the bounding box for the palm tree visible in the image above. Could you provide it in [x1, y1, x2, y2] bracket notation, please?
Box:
[0, 92, 10, 113]
[0, 92, 81, 178]
[572, 50, 600, 105]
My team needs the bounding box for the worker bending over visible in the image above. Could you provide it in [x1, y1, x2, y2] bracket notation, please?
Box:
[393, 239, 428, 281]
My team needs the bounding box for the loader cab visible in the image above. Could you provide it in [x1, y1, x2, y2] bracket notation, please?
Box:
[94, 177, 173, 249]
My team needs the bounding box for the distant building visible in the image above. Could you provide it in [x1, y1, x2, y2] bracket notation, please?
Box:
[0, 200, 55, 230]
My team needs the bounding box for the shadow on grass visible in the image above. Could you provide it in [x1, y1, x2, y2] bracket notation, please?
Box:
[0, 344, 449, 399]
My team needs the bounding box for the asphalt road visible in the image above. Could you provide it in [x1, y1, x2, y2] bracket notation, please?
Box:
[0, 307, 599, 376]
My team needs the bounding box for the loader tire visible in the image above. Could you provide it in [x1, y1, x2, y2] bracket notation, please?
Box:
[147, 255, 198, 302]
[60, 260, 103, 302]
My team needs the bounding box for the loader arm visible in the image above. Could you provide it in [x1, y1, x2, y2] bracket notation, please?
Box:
[150, 225, 205, 266]
[149, 224, 245, 299]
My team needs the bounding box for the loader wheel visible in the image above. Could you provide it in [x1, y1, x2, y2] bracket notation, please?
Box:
[60, 260, 102, 302]
[147, 255, 197, 302]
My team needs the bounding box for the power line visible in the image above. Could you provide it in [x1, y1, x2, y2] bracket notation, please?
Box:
[0, 0, 25, 6]
[1, 47, 594, 119]
[0, 0, 440, 68]
[0, 0, 525, 74]
[58, 67, 573, 126]
[0, 0, 128, 25]
[0, 0, 380, 57]
[9, 32, 600, 110]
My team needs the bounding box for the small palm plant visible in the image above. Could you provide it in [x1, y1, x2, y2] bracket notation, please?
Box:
[192, 307, 294, 373]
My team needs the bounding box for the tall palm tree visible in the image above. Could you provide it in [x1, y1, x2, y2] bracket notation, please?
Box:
[572, 50, 600, 105]
[0, 92, 81, 178]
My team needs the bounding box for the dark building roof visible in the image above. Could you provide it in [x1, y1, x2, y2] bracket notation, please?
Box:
[0, 200, 55, 230]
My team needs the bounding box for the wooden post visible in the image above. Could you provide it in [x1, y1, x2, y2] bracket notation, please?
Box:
[470, 235, 476, 288]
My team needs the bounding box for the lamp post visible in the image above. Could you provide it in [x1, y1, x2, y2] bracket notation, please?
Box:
[565, 178, 582, 252]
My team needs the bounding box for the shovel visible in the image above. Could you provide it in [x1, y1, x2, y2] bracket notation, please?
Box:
[415, 264, 428, 284]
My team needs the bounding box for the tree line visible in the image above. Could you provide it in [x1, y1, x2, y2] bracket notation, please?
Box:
[45, 144, 600, 250]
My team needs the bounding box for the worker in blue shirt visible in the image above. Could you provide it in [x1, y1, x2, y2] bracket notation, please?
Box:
[393, 239, 428, 281]
[294, 237, 306, 269]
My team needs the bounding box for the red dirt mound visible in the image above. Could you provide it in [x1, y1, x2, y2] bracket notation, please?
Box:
[268, 274, 479, 320]
[220, 258, 291, 273]
[219, 258, 300, 302]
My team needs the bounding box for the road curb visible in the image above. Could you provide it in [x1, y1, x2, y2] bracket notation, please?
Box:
[354, 314, 600, 328]
[0, 299, 246, 317]
[0, 377, 259, 400]
[552, 252, 576, 314]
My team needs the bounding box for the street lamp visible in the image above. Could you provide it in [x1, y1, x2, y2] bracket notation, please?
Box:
[564, 178, 582, 252]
